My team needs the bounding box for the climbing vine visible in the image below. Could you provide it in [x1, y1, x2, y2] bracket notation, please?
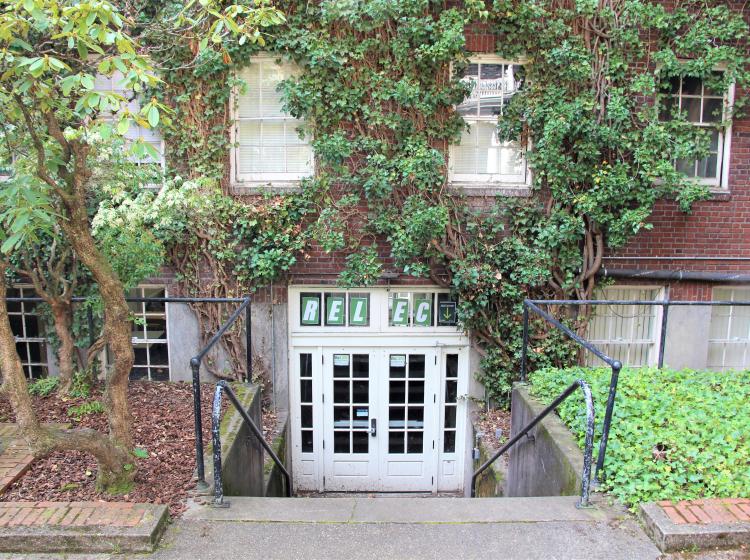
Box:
[138, 0, 748, 402]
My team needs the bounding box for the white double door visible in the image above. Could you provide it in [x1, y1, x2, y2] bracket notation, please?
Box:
[322, 347, 440, 492]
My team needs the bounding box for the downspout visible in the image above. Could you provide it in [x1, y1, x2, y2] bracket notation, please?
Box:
[599, 268, 750, 283]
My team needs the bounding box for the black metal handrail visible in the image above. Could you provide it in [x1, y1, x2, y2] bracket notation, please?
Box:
[211, 381, 292, 505]
[471, 379, 595, 508]
[191, 296, 252, 485]
[522, 299, 621, 479]
[522, 298, 750, 479]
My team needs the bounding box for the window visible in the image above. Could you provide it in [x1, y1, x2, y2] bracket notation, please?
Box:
[299, 291, 370, 327]
[235, 57, 313, 184]
[442, 354, 459, 453]
[299, 353, 314, 452]
[586, 287, 662, 367]
[127, 286, 170, 381]
[708, 288, 750, 371]
[94, 72, 164, 169]
[7, 286, 48, 379]
[387, 292, 458, 327]
[661, 74, 731, 187]
[449, 58, 527, 185]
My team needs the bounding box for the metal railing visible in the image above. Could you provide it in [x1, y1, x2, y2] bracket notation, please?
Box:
[190, 296, 251, 486]
[521, 298, 750, 480]
[4, 294, 252, 488]
[211, 381, 291, 506]
[471, 379, 595, 507]
[521, 300, 621, 479]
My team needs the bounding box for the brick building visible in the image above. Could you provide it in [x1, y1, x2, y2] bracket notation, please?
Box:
[5, 4, 749, 495]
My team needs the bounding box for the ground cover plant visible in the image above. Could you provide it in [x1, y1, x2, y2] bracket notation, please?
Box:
[529, 367, 750, 507]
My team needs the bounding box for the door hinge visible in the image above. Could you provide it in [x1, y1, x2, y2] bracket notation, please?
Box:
[322, 354, 324, 364]
[322, 393, 325, 403]
[323, 439, 325, 449]
[432, 440, 435, 449]
[433, 394, 436, 403]
[431, 476, 434, 485]
[434, 356, 437, 365]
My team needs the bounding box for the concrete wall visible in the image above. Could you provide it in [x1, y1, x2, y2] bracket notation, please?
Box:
[506, 384, 585, 498]
[662, 305, 712, 370]
[263, 413, 291, 497]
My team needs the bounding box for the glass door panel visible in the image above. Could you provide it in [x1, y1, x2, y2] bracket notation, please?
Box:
[323, 350, 379, 491]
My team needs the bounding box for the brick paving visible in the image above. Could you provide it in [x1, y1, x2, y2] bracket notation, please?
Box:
[0, 424, 36, 494]
[0, 501, 149, 528]
[658, 499, 750, 525]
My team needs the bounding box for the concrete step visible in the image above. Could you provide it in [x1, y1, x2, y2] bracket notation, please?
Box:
[185, 495, 610, 524]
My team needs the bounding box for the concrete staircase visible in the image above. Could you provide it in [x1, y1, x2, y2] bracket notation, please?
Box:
[150, 495, 663, 560]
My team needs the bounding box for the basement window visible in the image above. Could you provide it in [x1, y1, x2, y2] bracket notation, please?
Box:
[585, 286, 662, 367]
[7, 286, 48, 379]
[127, 286, 170, 381]
[707, 287, 750, 371]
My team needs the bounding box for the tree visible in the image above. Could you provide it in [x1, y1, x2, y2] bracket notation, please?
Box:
[0, 0, 284, 491]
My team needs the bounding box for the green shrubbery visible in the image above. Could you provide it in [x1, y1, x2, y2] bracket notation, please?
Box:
[529, 366, 750, 507]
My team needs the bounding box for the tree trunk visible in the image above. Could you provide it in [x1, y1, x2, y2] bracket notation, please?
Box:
[60, 214, 135, 452]
[0, 263, 133, 492]
[50, 301, 76, 393]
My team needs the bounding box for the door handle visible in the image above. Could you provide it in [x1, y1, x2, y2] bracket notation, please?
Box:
[370, 418, 377, 437]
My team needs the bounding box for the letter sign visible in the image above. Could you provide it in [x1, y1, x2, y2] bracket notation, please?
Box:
[391, 298, 409, 326]
[300, 295, 320, 326]
[414, 297, 432, 327]
[326, 295, 345, 326]
[349, 296, 369, 326]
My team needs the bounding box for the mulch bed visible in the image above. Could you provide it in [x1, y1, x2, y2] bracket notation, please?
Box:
[0, 381, 229, 518]
[475, 408, 511, 452]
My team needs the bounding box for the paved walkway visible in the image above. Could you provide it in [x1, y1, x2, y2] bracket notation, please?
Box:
[0, 424, 36, 493]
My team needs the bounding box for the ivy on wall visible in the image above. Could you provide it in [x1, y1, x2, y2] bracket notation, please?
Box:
[140, 0, 748, 403]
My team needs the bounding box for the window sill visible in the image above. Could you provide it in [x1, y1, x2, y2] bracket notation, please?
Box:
[231, 181, 304, 195]
[449, 182, 532, 197]
[707, 188, 731, 201]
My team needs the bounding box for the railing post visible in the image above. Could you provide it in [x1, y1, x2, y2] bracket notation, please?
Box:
[86, 306, 95, 348]
[245, 297, 252, 384]
[577, 380, 595, 508]
[212, 383, 229, 507]
[191, 357, 206, 487]
[521, 304, 529, 382]
[658, 302, 669, 369]
[595, 360, 622, 481]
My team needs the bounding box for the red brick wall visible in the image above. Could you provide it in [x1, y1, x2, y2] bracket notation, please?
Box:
[604, 2, 750, 295]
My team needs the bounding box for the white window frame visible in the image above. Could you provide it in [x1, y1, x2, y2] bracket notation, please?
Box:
[662, 71, 735, 191]
[231, 55, 314, 189]
[8, 285, 49, 379]
[707, 286, 750, 371]
[94, 72, 166, 173]
[128, 285, 171, 381]
[586, 285, 664, 367]
[448, 54, 530, 189]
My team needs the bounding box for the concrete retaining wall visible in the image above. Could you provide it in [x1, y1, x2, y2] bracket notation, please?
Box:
[263, 413, 290, 497]
[505, 384, 585, 498]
